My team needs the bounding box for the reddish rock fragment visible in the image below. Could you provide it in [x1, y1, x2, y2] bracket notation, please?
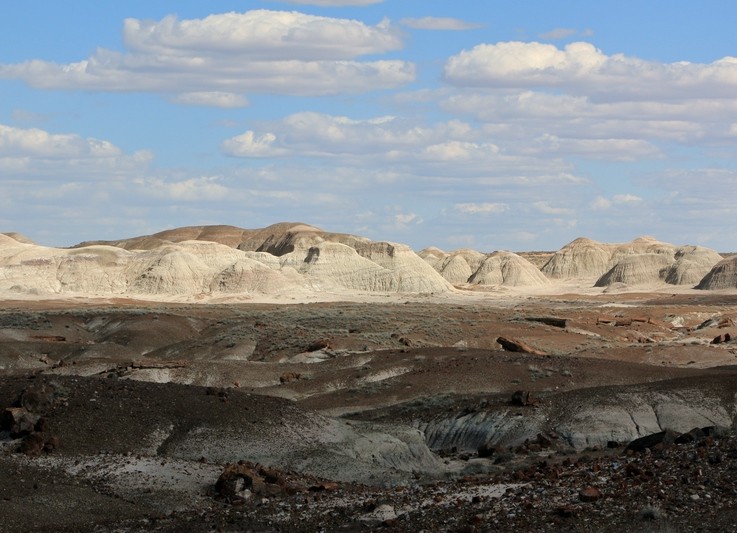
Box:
[279, 372, 301, 384]
[307, 339, 331, 352]
[497, 336, 547, 355]
[578, 486, 602, 502]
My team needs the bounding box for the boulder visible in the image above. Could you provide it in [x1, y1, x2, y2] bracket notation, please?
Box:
[2, 407, 40, 437]
[625, 430, 679, 453]
[497, 337, 547, 356]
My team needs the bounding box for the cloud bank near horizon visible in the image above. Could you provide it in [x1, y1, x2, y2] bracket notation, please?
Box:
[1, 4, 736, 251]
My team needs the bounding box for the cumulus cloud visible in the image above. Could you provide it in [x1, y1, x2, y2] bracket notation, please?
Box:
[168, 92, 249, 108]
[122, 11, 400, 59]
[0, 123, 152, 179]
[439, 78, 737, 156]
[394, 212, 421, 224]
[0, 124, 121, 158]
[612, 193, 643, 204]
[401, 17, 483, 31]
[135, 176, 229, 201]
[0, 10, 413, 99]
[454, 202, 508, 214]
[590, 193, 643, 211]
[591, 196, 612, 210]
[533, 201, 574, 216]
[220, 111, 586, 183]
[444, 41, 737, 100]
[533, 134, 662, 160]
[223, 113, 474, 158]
[222, 131, 287, 158]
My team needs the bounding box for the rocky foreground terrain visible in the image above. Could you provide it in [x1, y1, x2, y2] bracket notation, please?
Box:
[1, 291, 737, 531]
[1, 224, 737, 531]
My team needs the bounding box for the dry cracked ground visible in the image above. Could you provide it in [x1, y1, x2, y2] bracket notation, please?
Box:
[1, 292, 737, 531]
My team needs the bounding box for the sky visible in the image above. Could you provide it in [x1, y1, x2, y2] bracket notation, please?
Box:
[1, 1, 737, 252]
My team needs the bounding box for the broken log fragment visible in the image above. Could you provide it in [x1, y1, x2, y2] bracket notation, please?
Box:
[497, 336, 547, 355]
[597, 316, 651, 327]
[524, 317, 567, 328]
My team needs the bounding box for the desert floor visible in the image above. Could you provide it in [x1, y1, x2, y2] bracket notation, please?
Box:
[1, 289, 737, 531]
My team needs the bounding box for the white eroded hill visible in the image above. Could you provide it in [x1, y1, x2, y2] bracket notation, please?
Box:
[542, 236, 722, 288]
[696, 256, 737, 290]
[0, 224, 452, 299]
[1, 226, 732, 299]
[420, 248, 549, 287]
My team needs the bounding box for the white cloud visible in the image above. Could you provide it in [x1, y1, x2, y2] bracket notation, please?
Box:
[591, 196, 612, 210]
[223, 113, 476, 158]
[401, 17, 483, 31]
[136, 176, 229, 201]
[439, 86, 737, 156]
[590, 193, 643, 211]
[454, 202, 508, 214]
[221, 131, 287, 157]
[123, 11, 401, 60]
[444, 41, 737, 100]
[0, 124, 121, 158]
[0, 123, 152, 179]
[394, 212, 420, 224]
[168, 92, 249, 108]
[533, 134, 662, 160]
[612, 193, 643, 204]
[533, 201, 574, 215]
[221, 111, 586, 182]
[0, 10, 413, 99]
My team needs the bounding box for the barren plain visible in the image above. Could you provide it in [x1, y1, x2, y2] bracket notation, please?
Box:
[1, 224, 737, 532]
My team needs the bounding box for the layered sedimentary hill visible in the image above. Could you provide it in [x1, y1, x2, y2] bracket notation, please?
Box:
[0, 223, 451, 299]
[543, 236, 722, 288]
[697, 256, 737, 290]
[1, 225, 733, 299]
[420, 248, 548, 287]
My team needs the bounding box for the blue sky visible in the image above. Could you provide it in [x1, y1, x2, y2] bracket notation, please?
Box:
[1, 1, 737, 251]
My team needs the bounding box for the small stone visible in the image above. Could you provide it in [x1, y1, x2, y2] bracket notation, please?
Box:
[579, 486, 602, 502]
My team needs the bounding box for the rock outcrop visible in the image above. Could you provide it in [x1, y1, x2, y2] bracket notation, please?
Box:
[468, 251, 550, 287]
[0, 224, 451, 299]
[422, 248, 549, 287]
[697, 256, 737, 290]
[543, 236, 722, 288]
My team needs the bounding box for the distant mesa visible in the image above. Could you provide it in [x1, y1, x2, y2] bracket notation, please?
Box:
[0, 224, 732, 300]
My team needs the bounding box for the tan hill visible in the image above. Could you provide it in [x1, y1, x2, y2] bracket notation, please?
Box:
[543, 236, 722, 288]
[0, 224, 452, 299]
[696, 255, 737, 290]
[75, 222, 365, 254]
[594, 253, 673, 287]
[468, 251, 550, 287]
[2, 232, 35, 244]
[419, 248, 486, 285]
[420, 248, 549, 287]
[541, 237, 613, 280]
